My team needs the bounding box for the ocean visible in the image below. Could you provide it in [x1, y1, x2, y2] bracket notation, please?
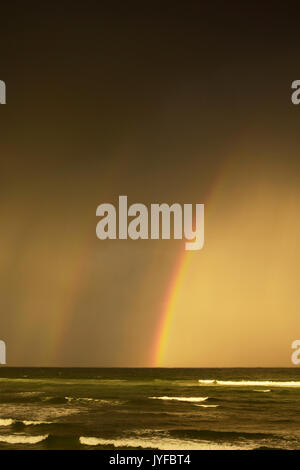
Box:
[0, 368, 299, 450]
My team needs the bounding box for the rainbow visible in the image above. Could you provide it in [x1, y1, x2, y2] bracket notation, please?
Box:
[153, 248, 191, 366]
[45, 142, 237, 365]
[152, 147, 237, 367]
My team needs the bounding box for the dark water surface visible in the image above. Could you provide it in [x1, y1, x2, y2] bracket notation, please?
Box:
[0, 368, 299, 450]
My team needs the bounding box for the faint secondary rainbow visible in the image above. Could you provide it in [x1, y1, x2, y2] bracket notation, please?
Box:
[44, 145, 132, 363]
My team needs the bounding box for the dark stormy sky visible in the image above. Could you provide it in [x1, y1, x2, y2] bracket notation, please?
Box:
[0, 1, 300, 366]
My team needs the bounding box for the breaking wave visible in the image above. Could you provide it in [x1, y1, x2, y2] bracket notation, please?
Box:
[65, 397, 122, 406]
[198, 380, 300, 387]
[0, 419, 14, 426]
[0, 434, 49, 444]
[22, 420, 51, 426]
[195, 404, 219, 408]
[79, 435, 250, 450]
[149, 396, 208, 403]
[0, 418, 50, 427]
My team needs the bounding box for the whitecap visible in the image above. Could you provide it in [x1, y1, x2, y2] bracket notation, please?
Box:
[65, 397, 122, 406]
[0, 434, 48, 444]
[198, 380, 300, 387]
[149, 396, 208, 403]
[197, 380, 216, 384]
[0, 419, 15, 426]
[22, 420, 51, 426]
[195, 404, 219, 408]
[79, 436, 251, 450]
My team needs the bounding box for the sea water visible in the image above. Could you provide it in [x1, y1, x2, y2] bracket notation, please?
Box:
[0, 368, 299, 450]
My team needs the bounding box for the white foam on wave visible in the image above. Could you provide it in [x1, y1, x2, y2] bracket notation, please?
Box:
[195, 404, 219, 408]
[65, 397, 122, 406]
[149, 396, 208, 403]
[198, 380, 300, 387]
[197, 380, 216, 384]
[253, 389, 271, 393]
[0, 419, 15, 426]
[22, 420, 50, 426]
[0, 418, 50, 426]
[0, 434, 48, 444]
[0, 404, 80, 422]
[79, 436, 251, 450]
[65, 396, 98, 403]
[16, 392, 44, 397]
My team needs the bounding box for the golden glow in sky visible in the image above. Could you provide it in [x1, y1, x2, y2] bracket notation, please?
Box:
[156, 158, 300, 367]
